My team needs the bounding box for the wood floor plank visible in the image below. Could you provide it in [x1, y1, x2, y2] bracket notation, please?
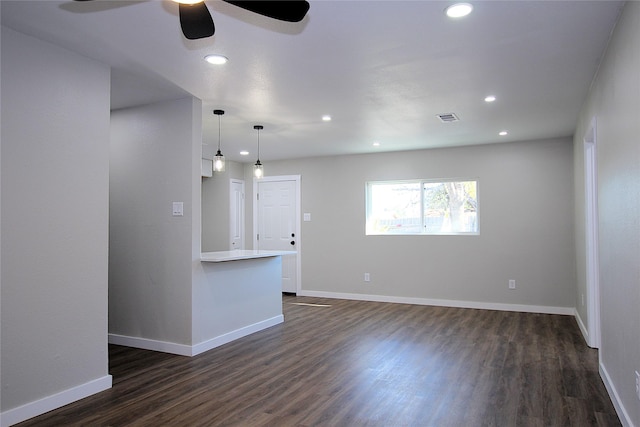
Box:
[15, 295, 621, 427]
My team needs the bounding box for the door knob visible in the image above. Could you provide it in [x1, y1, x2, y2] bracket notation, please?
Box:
[290, 241, 295, 245]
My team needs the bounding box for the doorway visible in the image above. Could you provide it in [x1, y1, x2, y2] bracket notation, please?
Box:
[254, 175, 301, 293]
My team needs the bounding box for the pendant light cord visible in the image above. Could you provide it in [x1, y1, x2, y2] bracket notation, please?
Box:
[254, 125, 263, 161]
[217, 114, 221, 151]
[213, 109, 224, 153]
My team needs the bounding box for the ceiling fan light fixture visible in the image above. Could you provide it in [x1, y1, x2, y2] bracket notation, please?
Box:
[446, 3, 473, 18]
[76, 0, 309, 40]
[213, 109, 225, 172]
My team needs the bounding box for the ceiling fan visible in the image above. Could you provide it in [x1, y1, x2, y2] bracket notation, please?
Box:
[74, 0, 310, 40]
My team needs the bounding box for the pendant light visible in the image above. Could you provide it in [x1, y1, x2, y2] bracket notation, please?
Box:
[213, 109, 225, 172]
[253, 125, 264, 179]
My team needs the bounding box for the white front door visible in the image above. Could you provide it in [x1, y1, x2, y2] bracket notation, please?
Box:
[255, 177, 300, 293]
[230, 179, 245, 250]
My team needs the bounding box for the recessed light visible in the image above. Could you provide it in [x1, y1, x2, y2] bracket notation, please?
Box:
[240, 150, 249, 156]
[373, 141, 381, 147]
[445, 3, 473, 18]
[204, 54, 228, 65]
[484, 95, 496, 103]
[322, 115, 332, 122]
[499, 131, 508, 136]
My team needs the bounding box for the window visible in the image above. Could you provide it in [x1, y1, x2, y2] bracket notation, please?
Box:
[366, 179, 478, 235]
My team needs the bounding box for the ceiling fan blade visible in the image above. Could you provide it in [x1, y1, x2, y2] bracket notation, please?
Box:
[179, 2, 215, 39]
[223, 0, 310, 22]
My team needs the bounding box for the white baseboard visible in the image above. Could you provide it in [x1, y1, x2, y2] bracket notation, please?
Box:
[574, 308, 591, 345]
[600, 362, 635, 427]
[109, 315, 284, 357]
[297, 290, 575, 315]
[192, 315, 284, 356]
[108, 333, 193, 356]
[1, 375, 112, 427]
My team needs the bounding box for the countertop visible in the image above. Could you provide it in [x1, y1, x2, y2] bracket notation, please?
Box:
[201, 250, 297, 262]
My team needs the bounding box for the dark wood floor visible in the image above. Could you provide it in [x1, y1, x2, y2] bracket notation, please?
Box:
[17, 295, 620, 426]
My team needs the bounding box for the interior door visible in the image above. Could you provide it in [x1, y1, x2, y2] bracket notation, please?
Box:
[230, 179, 245, 250]
[256, 178, 299, 293]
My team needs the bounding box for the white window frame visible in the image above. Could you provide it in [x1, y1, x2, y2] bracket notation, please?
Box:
[366, 178, 479, 236]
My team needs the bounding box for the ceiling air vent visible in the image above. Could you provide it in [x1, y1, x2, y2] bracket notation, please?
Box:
[437, 113, 460, 123]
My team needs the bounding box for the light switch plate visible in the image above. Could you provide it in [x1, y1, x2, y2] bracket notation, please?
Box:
[172, 202, 184, 216]
[304, 213, 311, 222]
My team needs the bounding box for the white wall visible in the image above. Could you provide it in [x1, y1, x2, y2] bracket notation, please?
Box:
[109, 97, 202, 347]
[246, 137, 576, 311]
[1, 27, 111, 423]
[574, 3, 640, 425]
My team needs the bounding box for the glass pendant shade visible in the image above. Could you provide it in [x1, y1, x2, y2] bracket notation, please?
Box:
[253, 125, 264, 179]
[213, 109, 225, 172]
[254, 160, 264, 179]
[214, 149, 225, 172]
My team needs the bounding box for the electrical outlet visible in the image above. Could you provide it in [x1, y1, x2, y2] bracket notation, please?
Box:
[364, 273, 370, 282]
[635, 371, 640, 400]
[508, 279, 516, 290]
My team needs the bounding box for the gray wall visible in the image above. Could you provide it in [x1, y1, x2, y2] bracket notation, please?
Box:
[574, 2, 640, 425]
[246, 137, 576, 309]
[1, 27, 111, 412]
[109, 97, 202, 346]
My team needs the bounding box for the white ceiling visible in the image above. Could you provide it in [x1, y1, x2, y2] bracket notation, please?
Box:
[1, 0, 623, 162]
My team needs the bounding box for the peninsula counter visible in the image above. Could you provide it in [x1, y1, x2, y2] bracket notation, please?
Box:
[191, 250, 297, 356]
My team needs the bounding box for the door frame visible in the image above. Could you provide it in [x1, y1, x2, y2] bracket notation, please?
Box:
[584, 116, 601, 348]
[253, 175, 302, 293]
[230, 179, 245, 250]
